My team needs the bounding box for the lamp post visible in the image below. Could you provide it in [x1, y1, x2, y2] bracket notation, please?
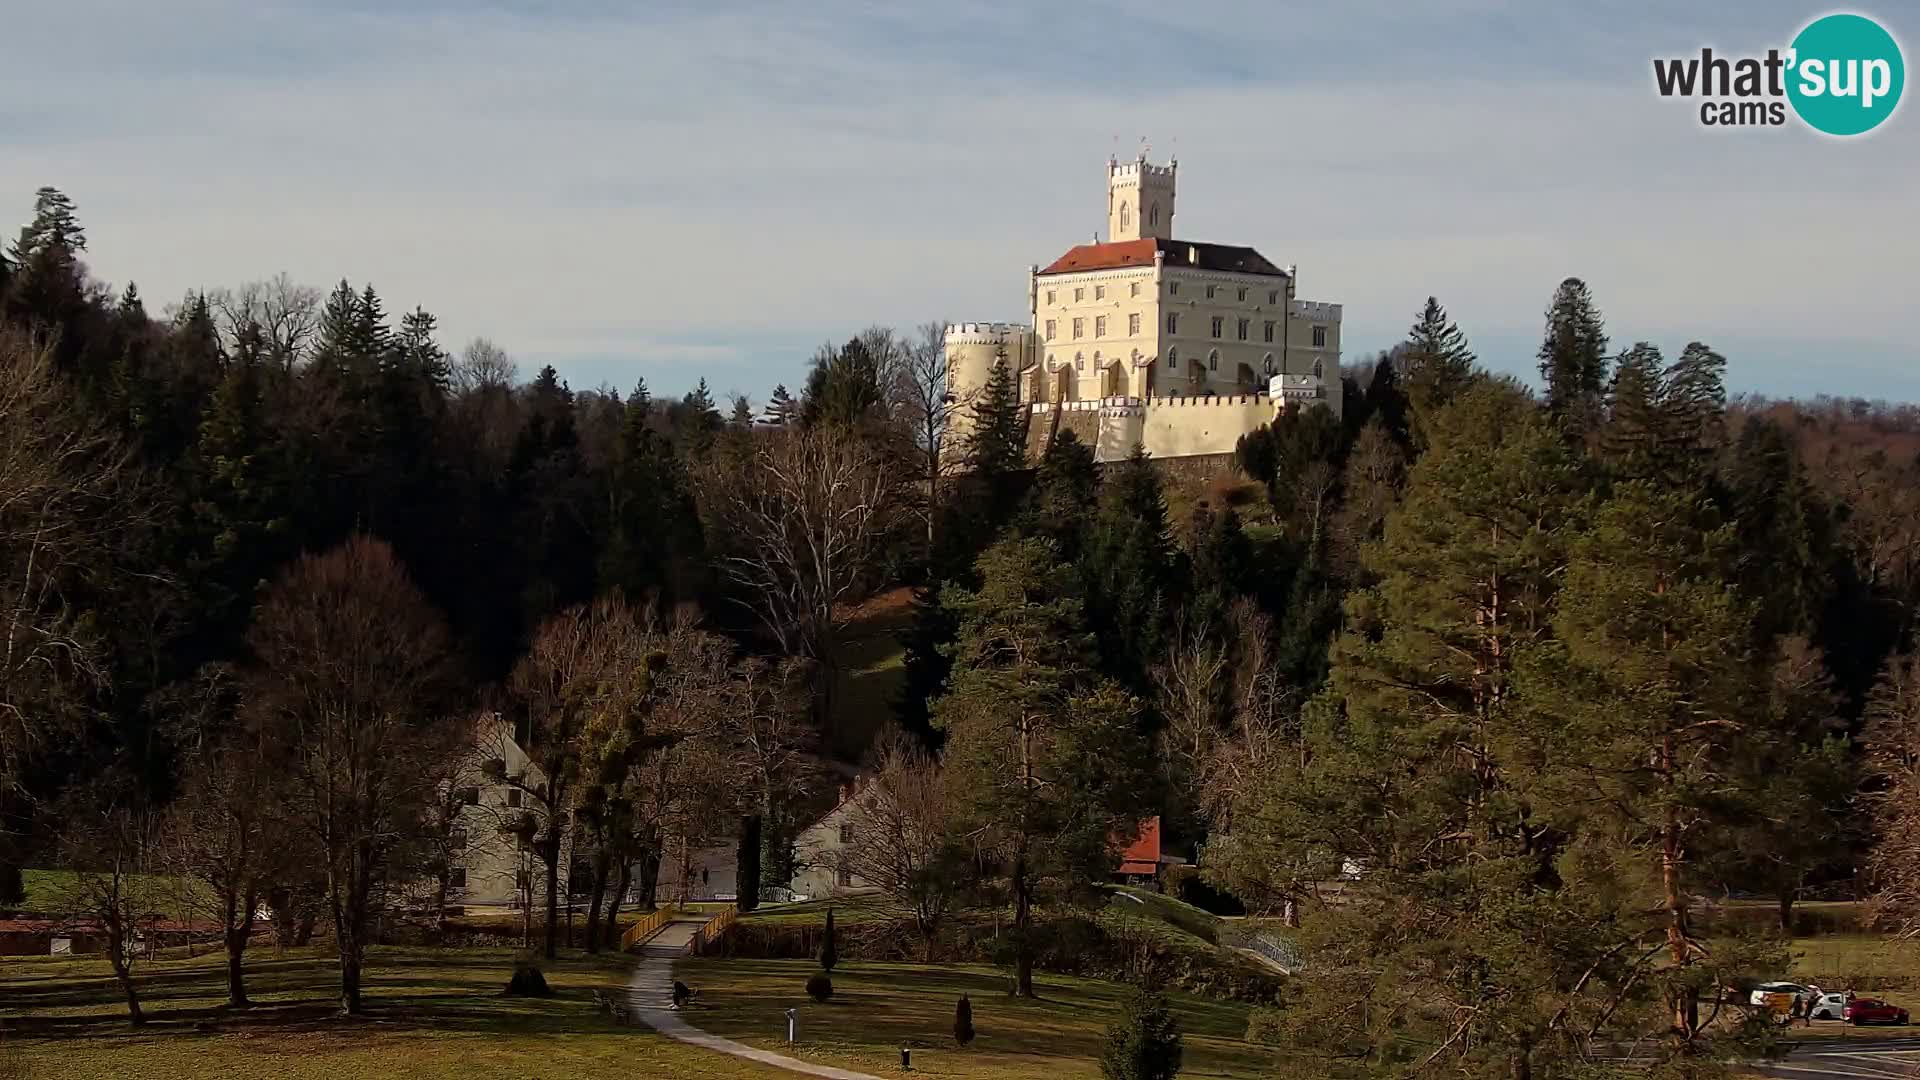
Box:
[785, 1008, 797, 1044]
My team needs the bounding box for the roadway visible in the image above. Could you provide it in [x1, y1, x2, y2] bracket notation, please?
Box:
[1751, 1035, 1920, 1079]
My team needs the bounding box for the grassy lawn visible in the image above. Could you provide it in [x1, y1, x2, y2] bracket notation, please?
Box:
[674, 957, 1274, 1079]
[829, 587, 914, 761]
[1788, 933, 1920, 984]
[0, 945, 793, 1080]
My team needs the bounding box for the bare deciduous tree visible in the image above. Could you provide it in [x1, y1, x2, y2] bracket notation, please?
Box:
[206, 274, 320, 368]
[162, 664, 299, 1009]
[1867, 651, 1920, 934]
[697, 424, 909, 727]
[51, 773, 163, 1025]
[836, 732, 971, 957]
[247, 536, 462, 1014]
[892, 322, 954, 547]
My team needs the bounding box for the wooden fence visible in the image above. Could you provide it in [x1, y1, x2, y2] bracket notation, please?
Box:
[619, 906, 677, 952]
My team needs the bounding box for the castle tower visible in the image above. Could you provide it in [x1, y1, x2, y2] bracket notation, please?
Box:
[942, 320, 1040, 471]
[1107, 154, 1176, 242]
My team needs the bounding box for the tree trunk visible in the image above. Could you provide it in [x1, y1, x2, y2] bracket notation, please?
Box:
[584, 853, 609, 954]
[225, 925, 252, 1008]
[1662, 734, 1697, 1040]
[543, 838, 560, 960]
[109, 940, 144, 1026]
[339, 944, 363, 1015]
[1012, 849, 1034, 999]
[1778, 889, 1796, 933]
[604, 860, 630, 946]
[737, 815, 762, 913]
[638, 847, 662, 911]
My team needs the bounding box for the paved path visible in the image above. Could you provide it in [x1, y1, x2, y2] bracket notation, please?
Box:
[626, 918, 883, 1080]
[1750, 1035, 1920, 1079]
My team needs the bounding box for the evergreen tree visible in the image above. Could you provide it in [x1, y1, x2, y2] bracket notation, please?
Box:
[801, 337, 887, 429]
[962, 353, 1027, 478]
[954, 994, 975, 1046]
[1017, 428, 1098, 560]
[935, 538, 1156, 997]
[1397, 297, 1476, 449]
[819, 907, 838, 972]
[1080, 448, 1181, 694]
[1600, 341, 1727, 488]
[599, 382, 701, 606]
[763, 383, 799, 426]
[1535, 277, 1610, 434]
[1719, 416, 1836, 642]
[728, 394, 754, 427]
[1099, 988, 1183, 1080]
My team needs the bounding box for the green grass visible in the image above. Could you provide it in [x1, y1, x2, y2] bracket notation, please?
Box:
[1102, 885, 1222, 947]
[741, 893, 897, 927]
[1789, 933, 1920, 983]
[674, 957, 1273, 1079]
[0, 945, 794, 1079]
[18, 869, 211, 917]
[828, 587, 915, 761]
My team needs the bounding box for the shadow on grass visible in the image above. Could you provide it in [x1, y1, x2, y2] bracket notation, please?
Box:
[0, 946, 646, 1043]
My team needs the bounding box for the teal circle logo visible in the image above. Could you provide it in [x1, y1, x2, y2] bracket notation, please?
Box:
[1787, 13, 1904, 136]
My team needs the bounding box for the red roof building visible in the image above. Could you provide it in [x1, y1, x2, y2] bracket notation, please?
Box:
[1115, 816, 1163, 878]
[1038, 237, 1290, 278]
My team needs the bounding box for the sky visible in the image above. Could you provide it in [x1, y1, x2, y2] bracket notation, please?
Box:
[3, 0, 1916, 403]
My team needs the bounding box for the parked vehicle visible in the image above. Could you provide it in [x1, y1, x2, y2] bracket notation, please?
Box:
[1843, 998, 1909, 1025]
[1808, 991, 1850, 1021]
[1749, 982, 1810, 1008]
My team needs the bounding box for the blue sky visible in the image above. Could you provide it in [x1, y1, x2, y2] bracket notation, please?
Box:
[3, 1, 1915, 403]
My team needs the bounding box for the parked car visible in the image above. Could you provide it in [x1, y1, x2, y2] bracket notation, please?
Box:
[1844, 998, 1909, 1025]
[1808, 991, 1851, 1021]
[1749, 982, 1810, 1008]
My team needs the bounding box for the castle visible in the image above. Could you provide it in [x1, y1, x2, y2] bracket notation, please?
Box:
[946, 155, 1343, 472]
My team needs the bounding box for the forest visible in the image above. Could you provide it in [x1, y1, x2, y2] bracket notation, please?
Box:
[6, 183, 1920, 1072]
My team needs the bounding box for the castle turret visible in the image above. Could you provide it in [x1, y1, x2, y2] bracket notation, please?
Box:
[943, 321, 1040, 468]
[1107, 154, 1176, 242]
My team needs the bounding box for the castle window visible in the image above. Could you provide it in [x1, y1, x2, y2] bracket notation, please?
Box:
[1205, 284, 1217, 300]
[1312, 358, 1325, 378]
[1072, 318, 1084, 339]
[1208, 350, 1220, 371]
[1166, 313, 1178, 334]
[1129, 282, 1140, 298]
[1095, 315, 1107, 337]
[1046, 289, 1056, 305]
[1149, 204, 1159, 227]
[1128, 313, 1140, 335]
[1044, 319, 1056, 341]
[1074, 287, 1084, 302]
[1119, 202, 1130, 230]
[1237, 318, 1249, 341]
[1312, 325, 1327, 348]
[839, 822, 854, 844]
[1263, 353, 1277, 376]
[1075, 352, 1084, 371]
[1167, 347, 1178, 369]
[1169, 282, 1179, 296]
[1210, 316, 1223, 338]
[507, 788, 522, 808]
[1264, 320, 1275, 343]
[1237, 287, 1248, 302]
[1094, 284, 1105, 301]
[1268, 289, 1280, 304]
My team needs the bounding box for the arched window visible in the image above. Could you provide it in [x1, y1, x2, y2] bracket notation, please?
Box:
[1207, 349, 1220, 371]
[1149, 204, 1160, 227]
[1119, 202, 1130, 230]
[1075, 352, 1084, 371]
[1312, 358, 1324, 378]
[1166, 312, 1178, 334]
[1166, 346, 1178, 369]
[1263, 353, 1276, 376]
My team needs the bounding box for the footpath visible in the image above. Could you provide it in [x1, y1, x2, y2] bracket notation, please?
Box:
[626, 916, 883, 1080]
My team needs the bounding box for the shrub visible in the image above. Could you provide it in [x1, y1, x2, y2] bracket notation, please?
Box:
[806, 973, 834, 1002]
[1100, 987, 1184, 1080]
[820, 908, 838, 972]
[504, 961, 552, 997]
[954, 994, 975, 1046]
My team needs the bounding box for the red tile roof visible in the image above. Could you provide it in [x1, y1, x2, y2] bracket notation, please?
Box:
[1115, 816, 1162, 875]
[1039, 239, 1289, 278]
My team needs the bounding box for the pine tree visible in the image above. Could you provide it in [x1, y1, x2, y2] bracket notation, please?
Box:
[1397, 297, 1476, 450]
[1599, 342, 1727, 488]
[801, 337, 886, 429]
[728, 394, 754, 427]
[935, 538, 1156, 997]
[954, 994, 976, 1045]
[1535, 277, 1609, 434]
[599, 383, 701, 606]
[1080, 448, 1181, 693]
[819, 907, 838, 972]
[763, 383, 799, 426]
[1017, 428, 1098, 560]
[962, 353, 1027, 478]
